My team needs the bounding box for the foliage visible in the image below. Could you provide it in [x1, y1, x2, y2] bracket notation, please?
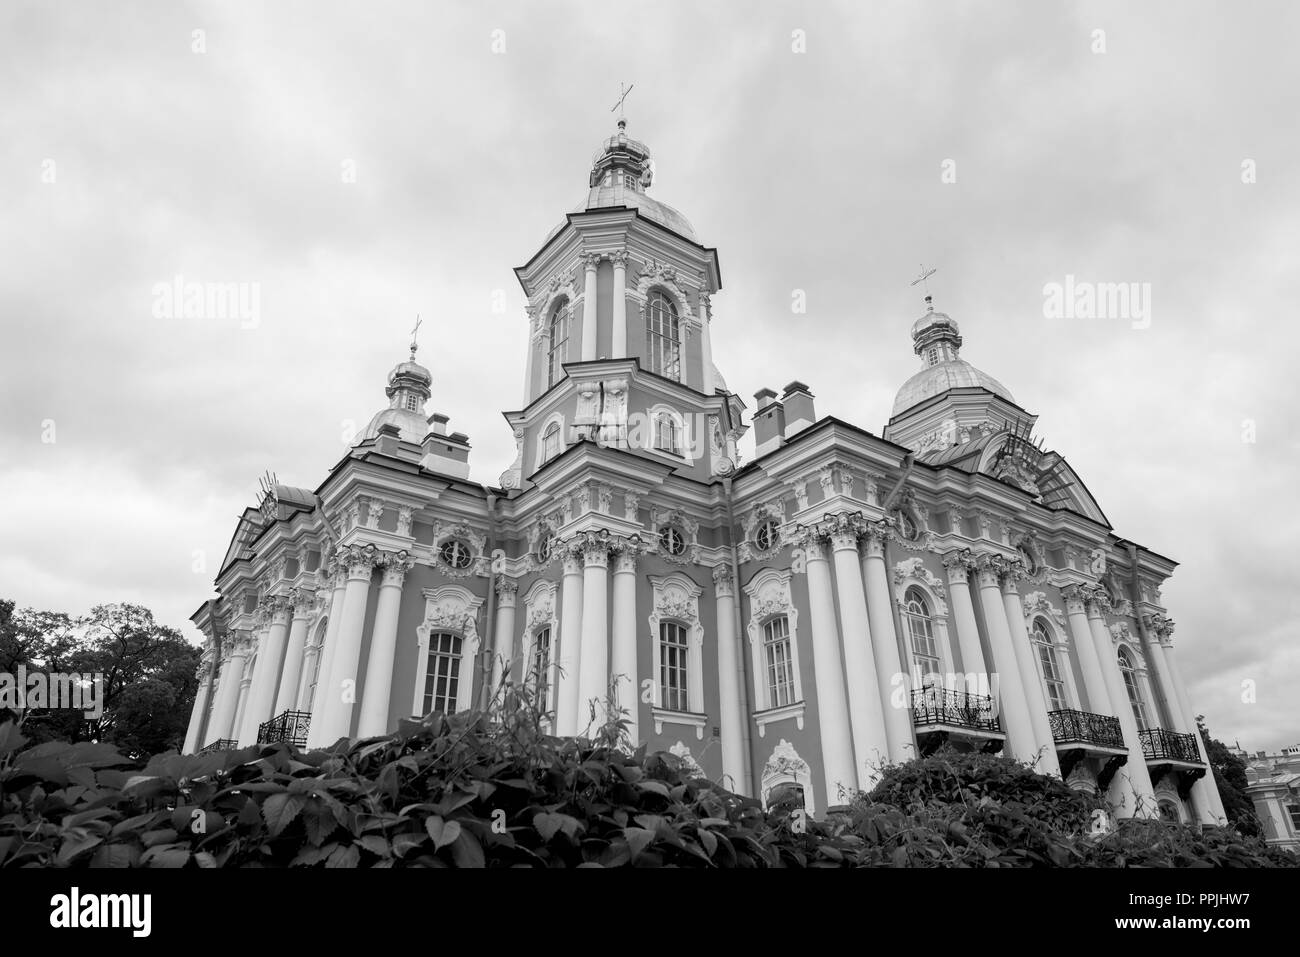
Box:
[0, 601, 199, 758]
[1, 692, 1294, 868]
[1196, 717, 1262, 838]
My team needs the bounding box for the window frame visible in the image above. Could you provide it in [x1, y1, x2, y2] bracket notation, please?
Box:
[645, 290, 681, 381]
[420, 631, 464, 717]
[546, 298, 570, 388]
[1117, 646, 1150, 730]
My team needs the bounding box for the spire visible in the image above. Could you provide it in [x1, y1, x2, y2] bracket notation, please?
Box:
[907, 267, 962, 367]
[409, 314, 422, 362]
[590, 88, 653, 190]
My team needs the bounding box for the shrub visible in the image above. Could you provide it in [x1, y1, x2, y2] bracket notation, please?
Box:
[0, 702, 1294, 868]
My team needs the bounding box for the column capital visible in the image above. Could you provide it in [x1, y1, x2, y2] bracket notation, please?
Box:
[263, 595, 290, 626]
[395, 505, 415, 537]
[999, 558, 1031, 595]
[803, 538, 828, 563]
[561, 547, 584, 577]
[613, 548, 639, 575]
[378, 551, 414, 588]
[1084, 584, 1112, 618]
[583, 546, 609, 569]
[288, 586, 315, 619]
[581, 251, 602, 270]
[942, 548, 976, 584]
[972, 552, 1009, 589]
[1143, 613, 1175, 647]
[609, 249, 629, 267]
[495, 576, 519, 606]
[712, 563, 734, 597]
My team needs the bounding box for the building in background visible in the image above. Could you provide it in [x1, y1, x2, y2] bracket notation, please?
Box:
[184, 117, 1224, 825]
[1239, 744, 1300, 848]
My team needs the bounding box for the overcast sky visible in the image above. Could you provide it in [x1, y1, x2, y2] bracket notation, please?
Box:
[2, 0, 1296, 752]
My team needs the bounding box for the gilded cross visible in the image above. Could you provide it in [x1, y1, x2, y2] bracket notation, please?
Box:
[911, 264, 937, 297]
[610, 82, 634, 117]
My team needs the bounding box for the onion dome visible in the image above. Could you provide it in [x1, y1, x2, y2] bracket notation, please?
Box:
[891, 297, 1015, 417]
[577, 118, 698, 241]
[357, 339, 433, 445]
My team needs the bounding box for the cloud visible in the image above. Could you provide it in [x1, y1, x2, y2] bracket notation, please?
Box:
[2, 0, 1296, 750]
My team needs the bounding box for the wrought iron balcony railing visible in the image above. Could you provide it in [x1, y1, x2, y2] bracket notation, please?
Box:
[257, 710, 311, 748]
[1139, 728, 1202, 763]
[911, 688, 1001, 733]
[1048, 709, 1125, 750]
[198, 738, 237, 754]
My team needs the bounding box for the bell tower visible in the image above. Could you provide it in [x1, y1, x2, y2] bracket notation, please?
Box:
[500, 113, 745, 491]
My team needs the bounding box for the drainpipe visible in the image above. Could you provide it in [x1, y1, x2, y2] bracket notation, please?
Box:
[723, 476, 755, 796]
[479, 491, 500, 711]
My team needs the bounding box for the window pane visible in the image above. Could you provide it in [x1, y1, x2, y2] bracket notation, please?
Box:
[659, 622, 689, 711]
[763, 617, 795, 708]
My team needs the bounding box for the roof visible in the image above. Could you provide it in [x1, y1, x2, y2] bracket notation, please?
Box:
[892, 359, 1015, 418]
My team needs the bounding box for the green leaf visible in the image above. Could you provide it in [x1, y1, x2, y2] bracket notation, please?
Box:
[450, 830, 485, 868]
[141, 844, 191, 868]
[623, 827, 655, 862]
[262, 793, 306, 837]
[425, 816, 461, 850]
[533, 812, 563, 842]
[325, 843, 361, 868]
[392, 833, 425, 858]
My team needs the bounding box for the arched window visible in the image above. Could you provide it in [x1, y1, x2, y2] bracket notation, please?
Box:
[654, 411, 680, 454]
[303, 620, 328, 714]
[542, 422, 561, 463]
[404, 394, 420, 412]
[1118, 647, 1149, 729]
[659, 622, 689, 711]
[763, 616, 796, 708]
[645, 291, 681, 380]
[1032, 619, 1068, 711]
[902, 587, 940, 679]
[529, 627, 552, 708]
[421, 632, 464, 716]
[546, 300, 570, 387]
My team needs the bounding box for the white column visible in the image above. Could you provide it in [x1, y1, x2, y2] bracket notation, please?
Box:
[942, 553, 989, 688]
[803, 539, 858, 807]
[1002, 576, 1062, 778]
[317, 549, 378, 745]
[183, 651, 215, 753]
[555, 549, 585, 736]
[577, 539, 610, 733]
[306, 570, 348, 746]
[274, 591, 313, 716]
[357, 555, 412, 738]
[612, 550, 639, 745]
[206, 632, 249, 745]
[827, 525, 889, 787]
[611, 251, 628, 358]
[1160, 633, 1228, 822]
[238, 608, 281, 747]
[1064, 587, 1113, 715]
[580, 253, 599, 361]
[523, 311, 538, 403]
[862, 528, 914, 766]
[490, 578, 519, 695]
[712, 565, 746, 793]
[699, 288, 714, 395]
[973, 557, 1039, 762]
[1089, 597, 1157, 817]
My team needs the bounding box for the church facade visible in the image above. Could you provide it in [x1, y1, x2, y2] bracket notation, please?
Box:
[184, 119, 1225, 826]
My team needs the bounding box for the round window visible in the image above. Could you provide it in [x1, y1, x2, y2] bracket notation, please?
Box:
[536, 532, 552, 564]
[439, 538, 473, 570]
[755, 519, 779, 552]
[894, 510, 919, 541]
[658, 525, 686, 556]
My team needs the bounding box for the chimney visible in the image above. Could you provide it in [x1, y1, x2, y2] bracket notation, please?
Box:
[753, 387, 785, 458]
[421, 424, 472, 480]
[782, 381, 816, 437]
[375, 421, 403, 456]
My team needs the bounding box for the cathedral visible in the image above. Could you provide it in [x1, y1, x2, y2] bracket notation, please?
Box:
[183, 117, 1225, 826]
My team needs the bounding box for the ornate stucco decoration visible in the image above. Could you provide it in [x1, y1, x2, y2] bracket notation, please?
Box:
[738, 498, 787, 563]
[650, 507, 701, 565]
[893, 558, 949, 614]
[743, 567, 806, 726]
[761, 738, 816, 817]
[669, 741, 705, 777]
[431, 520, 489, 579]
[1022, 591, 1067, 628]
[647, 573, 706, 735]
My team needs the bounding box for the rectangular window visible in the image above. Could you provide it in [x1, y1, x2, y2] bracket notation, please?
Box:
[1036, 644, 1068, 711]
[530, 628, 551, 709]
[659, 622, 689, 712]
[1122, 671, 1149, 729]
[654, 414, 679, 455]
[763, 617, 795, 708]
[422, 632, 463, 715]
[1288, 804, 1300, 832]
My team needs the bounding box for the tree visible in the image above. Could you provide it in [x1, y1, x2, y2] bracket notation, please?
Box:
[0, 601, 200, 759]
[1197, 716, 1261, 838]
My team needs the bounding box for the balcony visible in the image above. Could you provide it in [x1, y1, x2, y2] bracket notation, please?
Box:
[1049, 709, 1128, 786]
[198, 739, 237, 754]
[257, 710, 311, 748]
[1048, 709, 1125, 750]
[1139, 728, 1202, 764]
[1139, 727, 1206, 797]
[911, 688, 1004, 755]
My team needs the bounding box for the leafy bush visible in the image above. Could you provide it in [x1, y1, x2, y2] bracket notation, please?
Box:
[0, 698, 1294, 868]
